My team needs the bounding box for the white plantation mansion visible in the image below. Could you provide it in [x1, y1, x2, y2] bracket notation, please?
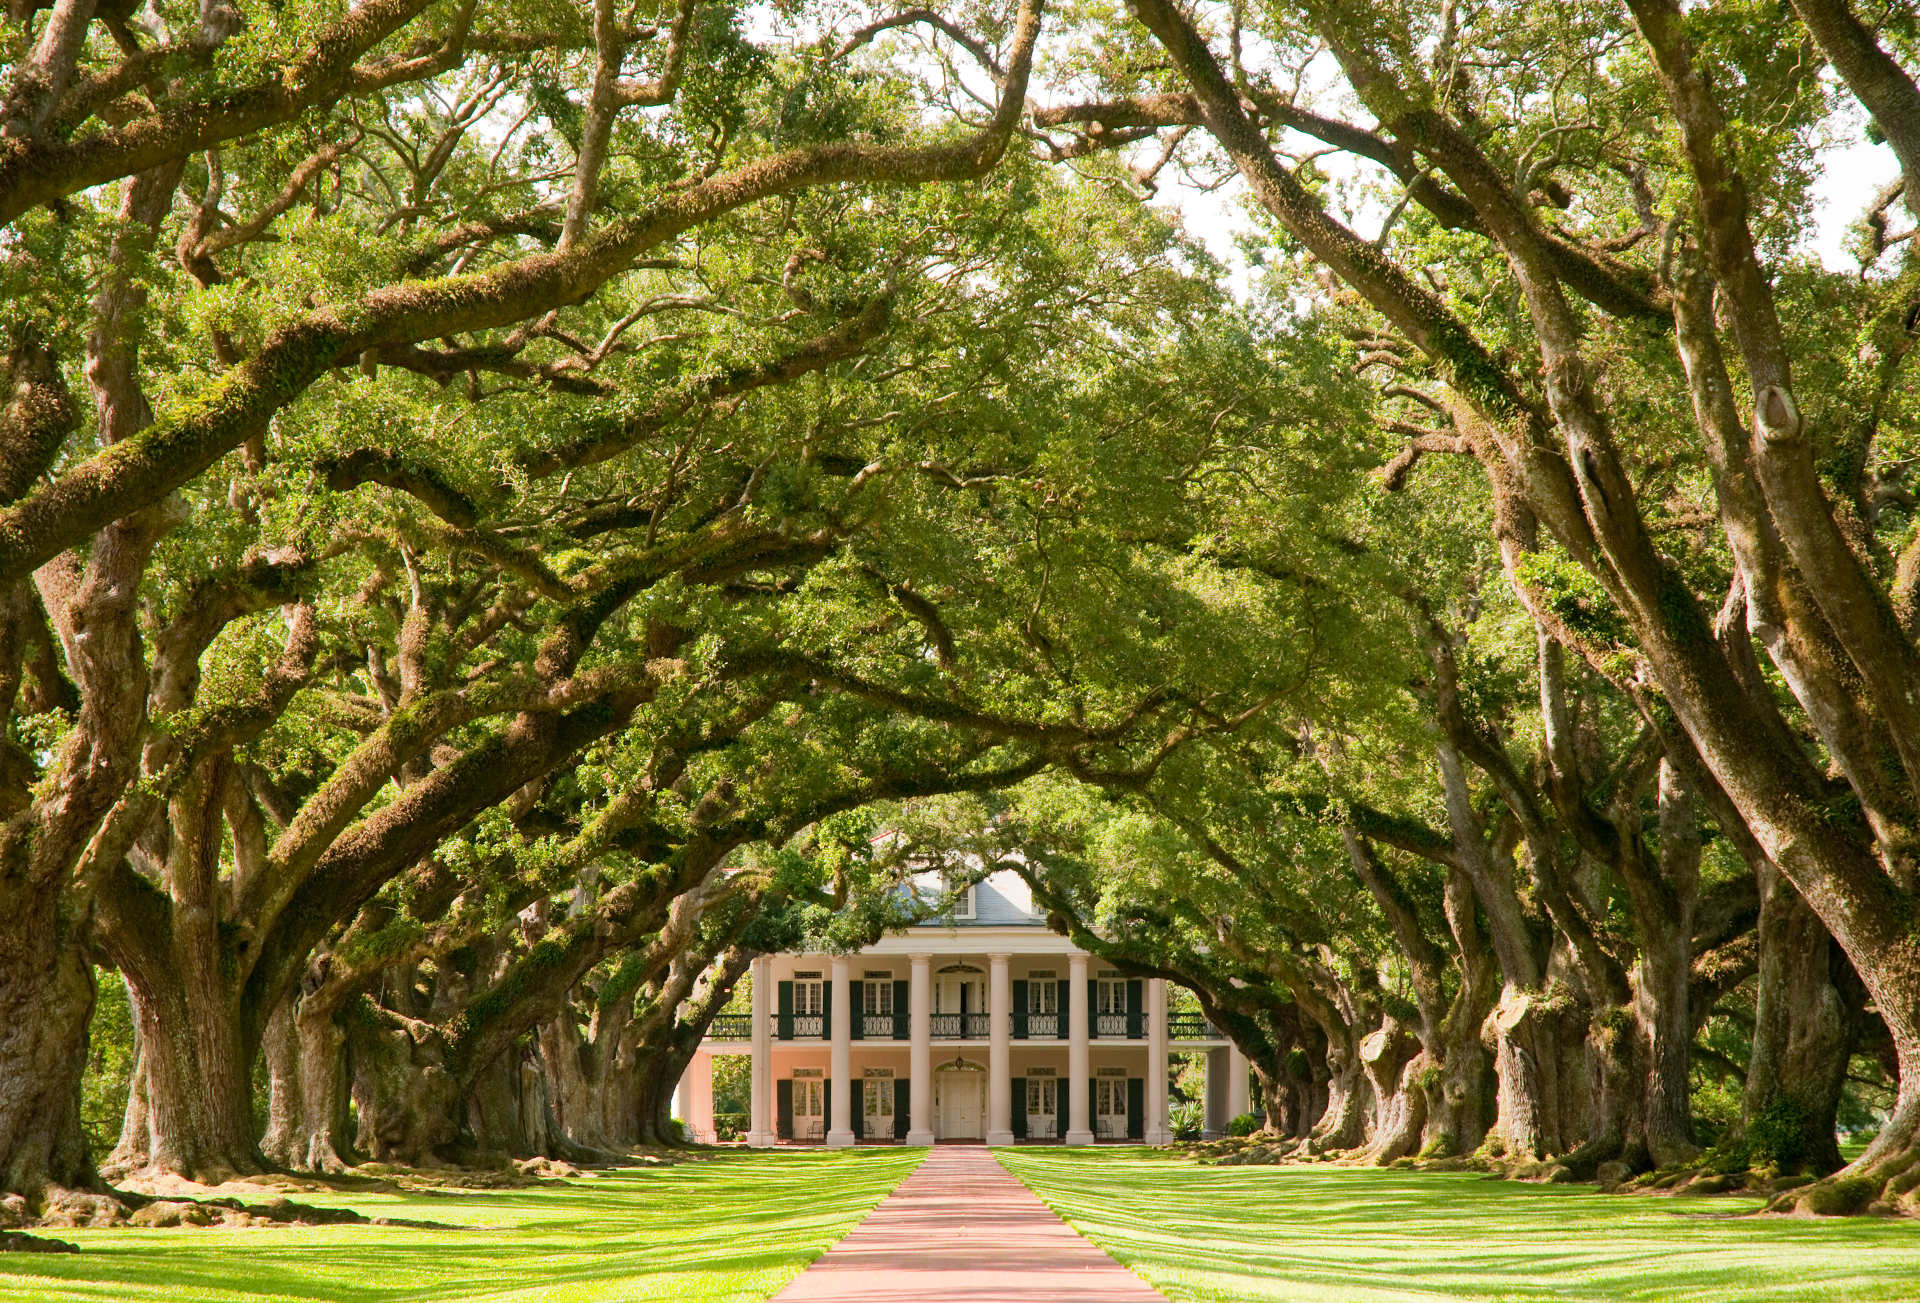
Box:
[676, 871, 1253, 1145]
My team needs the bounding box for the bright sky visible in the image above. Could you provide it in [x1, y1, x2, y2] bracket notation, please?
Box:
[1141, 110, 1901, 298]
[745, 4, 1906, 292]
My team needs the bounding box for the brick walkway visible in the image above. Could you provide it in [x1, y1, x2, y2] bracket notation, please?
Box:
[771, 1144, 1169, 1302]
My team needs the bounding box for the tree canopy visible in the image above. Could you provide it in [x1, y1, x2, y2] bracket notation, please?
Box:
[3, 0, 1919, 1228]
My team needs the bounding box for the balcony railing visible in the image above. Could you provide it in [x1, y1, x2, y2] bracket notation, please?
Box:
[1092, 1012, 1145, 1040]
[855, 1013, 904, 1040]
[1167, 1012, 1221, 1039]
[1018, 1012, 1061, 1039]
[930, 1012, 990, 1038]
[710, 1013, 753, 1039]
[719, 1007, 1208, 1043]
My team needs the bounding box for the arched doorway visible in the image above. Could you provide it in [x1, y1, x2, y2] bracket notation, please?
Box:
[933, 1058, 986, 1140]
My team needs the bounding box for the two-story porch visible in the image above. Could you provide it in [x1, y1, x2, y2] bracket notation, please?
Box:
[675, 874, 1247, 1145]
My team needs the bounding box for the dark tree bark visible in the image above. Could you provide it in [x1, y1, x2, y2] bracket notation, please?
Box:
[1742, 863, 1856, 1174]
[259, 994, 354, 1174]
[0, 890, 99, 1208]
[1360, 1019, 1426, 1163]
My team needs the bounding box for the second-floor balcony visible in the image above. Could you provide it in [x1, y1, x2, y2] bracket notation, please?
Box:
[930, 1012, 991, 1038]
[709, 1005, 1219, 1043]
[1167, 1012, 1220, 1040]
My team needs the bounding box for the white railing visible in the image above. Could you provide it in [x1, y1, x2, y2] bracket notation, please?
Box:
[1025, 1013, 1060, 1038]
[861, 1014, 895, 1038]
[792, 1014, 824, 1037]
[1096, 1013, 1128, 1037]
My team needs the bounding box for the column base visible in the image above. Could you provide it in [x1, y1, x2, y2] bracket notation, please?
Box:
[1144, 1128, 1174, 1146]
[906, 1128, 935, 1146]
[985, 1129, 1015, 1147]
[746, 1131, 775, 1149]
[826, 1129, 856, 1149]
[1064, 1128, 1095, 1146]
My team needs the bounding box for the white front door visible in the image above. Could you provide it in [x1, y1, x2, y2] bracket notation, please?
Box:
[935, 1070, 983, 1138]
[794, 1078, 824, 1141]
[1026, 1077, 1058, 1140]
[864, 1079, 894, 1136]
[1096, 1077, 1128, 1140]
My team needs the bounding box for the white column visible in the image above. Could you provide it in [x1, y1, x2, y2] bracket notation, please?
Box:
[1227, 1041, 1252, 1120]
[827, 956, 855, 1147]
[987, 954, 1013, 1146]
[747, 956, 774, 1147]
[1066, 952, 1093, 1144]
[681, 1050, 715, 1143]
[1144, 977, 1171, 1144]
[907, 953, 934, 1144]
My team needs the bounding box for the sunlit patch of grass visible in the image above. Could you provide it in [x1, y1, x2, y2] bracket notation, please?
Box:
[997, 1147, 1920, 1303]
[1, 1148, 922, 1303]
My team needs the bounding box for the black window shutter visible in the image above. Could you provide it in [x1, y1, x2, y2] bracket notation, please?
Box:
[776, 1079, 793, 1139]
[1011, 1078, 1027, 1140]
[1012, 980, 1028, 1039]
[1128, 1077, 1145, 1140]
[778, 981, 794, 1040]
[1089, 1079, 1098, 1135]
[824, 1080, 831, 1137]
[850, 981, 864, 1040]
[1128, 979, 1144, 1038]
[851, 1081, 863, 1140]
[1087, 980, 1098, 1038]
[893, 980, 910, 1039]
[823, 981, 832, 1039]
[894, 1079, 910, 1139]
[1057, 980, 1070, 1037]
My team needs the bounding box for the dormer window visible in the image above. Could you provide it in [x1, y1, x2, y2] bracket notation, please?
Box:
[936, 871, 977, 920]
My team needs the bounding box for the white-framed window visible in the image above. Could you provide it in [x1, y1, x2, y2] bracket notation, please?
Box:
[1026, 1076, 1058, 1116]
[1028, 979, 1059, 1014]
[863, 981, 894, 1016]
[1097, 977, 1126, 1015]
[864, 1078, 895, 1121]
[794, 976, 824, 1016]
[1097, 1078, 1127, 1117]
[954, 884, 977, 919]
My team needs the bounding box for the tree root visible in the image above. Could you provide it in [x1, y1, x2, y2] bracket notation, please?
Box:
[1768, 1148, 1920, 1217]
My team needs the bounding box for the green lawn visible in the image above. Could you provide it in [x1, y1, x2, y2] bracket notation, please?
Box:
[997, 1147, 1920, 1303]
[1, 1148, 922, 1303]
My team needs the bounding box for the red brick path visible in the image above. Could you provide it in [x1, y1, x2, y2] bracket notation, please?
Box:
[771, 1144, 1169, 1302]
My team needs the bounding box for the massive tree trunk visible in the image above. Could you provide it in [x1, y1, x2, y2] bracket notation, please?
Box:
[348, 1002, 463, 1167]
[1743, 863, 1854, 1174]
[1485, 990, 1564, 1160]
[1425, 870, 1498, 1158]
[260, 995, 354, 1174]
[465, 1042, 560, 1161]
[0, 888, 99, 1207]
[109, 926, 262, 1181]
[1360, 1021, 1426, 1163]
[1304, 1022, 1369, 1154]
[1618, 759, 1702, 1170]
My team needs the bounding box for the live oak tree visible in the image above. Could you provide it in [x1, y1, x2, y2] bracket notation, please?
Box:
[1035, 0, 1920, 1213]
[0, 0, 1059, 1203]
